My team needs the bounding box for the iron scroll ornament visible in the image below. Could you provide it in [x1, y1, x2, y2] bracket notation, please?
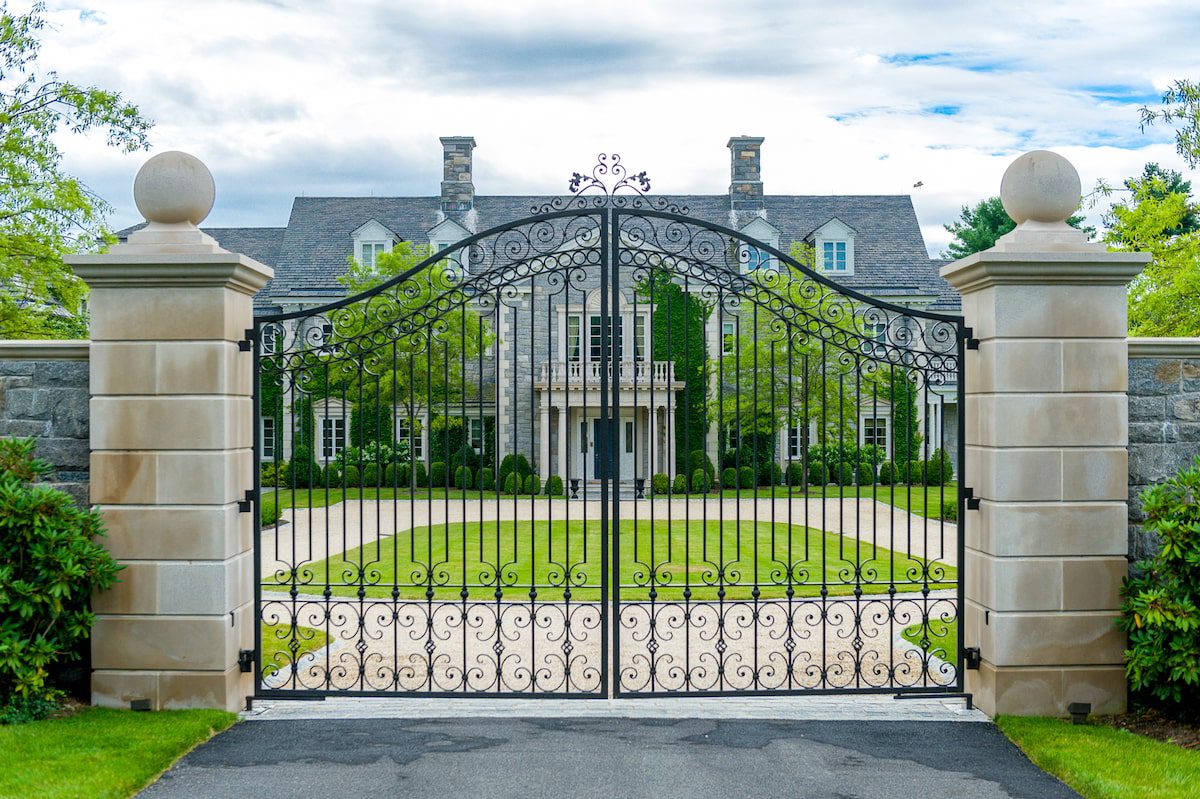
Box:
[535, 153, 688, 214]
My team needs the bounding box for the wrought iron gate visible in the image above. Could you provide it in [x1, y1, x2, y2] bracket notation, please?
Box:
[253, 156, 966, 698]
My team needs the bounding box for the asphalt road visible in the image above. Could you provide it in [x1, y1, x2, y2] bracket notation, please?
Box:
[139, 717, 1079, 799]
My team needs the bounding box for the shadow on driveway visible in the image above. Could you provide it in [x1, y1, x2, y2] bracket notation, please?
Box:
[139, 718, 1077, 799]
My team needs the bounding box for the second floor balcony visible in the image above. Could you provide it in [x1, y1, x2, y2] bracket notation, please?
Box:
[536, 360, 684, 390]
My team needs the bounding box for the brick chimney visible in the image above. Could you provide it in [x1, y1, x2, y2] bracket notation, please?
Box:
[440, 136, 475, 214]
[728, 136, 764, 212]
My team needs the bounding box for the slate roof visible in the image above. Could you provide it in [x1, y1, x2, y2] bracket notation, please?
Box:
[119, 195, 962, 314]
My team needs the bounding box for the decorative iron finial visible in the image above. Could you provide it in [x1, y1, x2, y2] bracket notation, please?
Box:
[569, 154, 651, 199]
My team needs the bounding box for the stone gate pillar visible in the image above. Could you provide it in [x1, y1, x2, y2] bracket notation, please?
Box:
[68, 152, 271, 711]
[942, 151, 1149, 716]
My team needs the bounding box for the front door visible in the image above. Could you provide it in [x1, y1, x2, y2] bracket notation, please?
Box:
[592, 418, 604, 479]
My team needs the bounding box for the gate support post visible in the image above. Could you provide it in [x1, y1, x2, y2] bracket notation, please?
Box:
[942, 151, 1148, 716]
[68, 153, 272, 711]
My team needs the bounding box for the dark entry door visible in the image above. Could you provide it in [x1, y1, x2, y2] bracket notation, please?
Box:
[593, 418, 604, 479]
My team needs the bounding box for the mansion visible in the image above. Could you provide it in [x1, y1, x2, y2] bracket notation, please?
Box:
[123, 137, 960, 482]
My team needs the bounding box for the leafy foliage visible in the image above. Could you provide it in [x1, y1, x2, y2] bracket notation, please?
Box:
[889, 371, 924, 465]
[453, 465, 472, 490]
[1139, 78, 1200, 169]
[1119, 458, 1200, 718]
[544, 475, 563, 496]
[0, 438, 121, 703]
[651, 473, 669, 496]
[671, 474, 687, 495]
[0, 3, 152, 339]
[690, 468, 710, 493]
[942, 196, 1091, 259]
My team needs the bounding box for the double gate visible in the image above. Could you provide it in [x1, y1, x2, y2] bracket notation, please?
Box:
[253, 157, 966, 698]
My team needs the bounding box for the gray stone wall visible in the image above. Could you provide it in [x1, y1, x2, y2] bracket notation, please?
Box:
[0, 347, 89, 506]
[1127, 342, 1200, 561]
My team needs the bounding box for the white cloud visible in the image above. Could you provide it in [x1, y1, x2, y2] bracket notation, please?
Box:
[35, 0, 1200, 253]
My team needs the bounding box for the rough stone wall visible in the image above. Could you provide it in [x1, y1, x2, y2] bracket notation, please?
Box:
[1127, 346, 1200, 561]
[0, 354, 89, 506]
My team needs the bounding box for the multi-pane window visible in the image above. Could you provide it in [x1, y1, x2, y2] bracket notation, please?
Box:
[396, 418, 422, 460]
[634, 314, 648, 361]
[823, 241, 848, 272]
[360, 241, 387, 268]
[321, 417, 346, 460]
[567, 315, 582, 362]
[725, 424, 740, 452]
[861, 417, 888, 450]
[743, 245, 772, 272]
[261, 418, 276, 460]
[787, 422, 807, 460]
[589, 315, 624, 361]
[469, 418, 484, 452]
[722, 321, 736, 355]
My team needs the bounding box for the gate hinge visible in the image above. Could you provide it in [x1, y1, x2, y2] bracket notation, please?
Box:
[964, 647, 982, 670]
[963, 327, 980, 350]
[238, 649, 256, 673]
[964, 487, 980, 510]
[238, 328, 255, 352]
[238, 489, 255, 513]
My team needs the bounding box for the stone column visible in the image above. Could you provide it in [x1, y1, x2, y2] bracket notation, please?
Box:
[69, 152, 272, 712]
[556, 406, 568, 480]
[942, 151, 1148, 717]
[666, 402, 676, 475]
[539, 404, 551, 477]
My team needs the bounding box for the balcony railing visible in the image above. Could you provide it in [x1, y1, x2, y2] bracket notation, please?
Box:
[537, 360, 679, 387]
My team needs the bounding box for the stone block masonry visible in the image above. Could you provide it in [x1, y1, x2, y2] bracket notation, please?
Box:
[1126, 338, 1200, 562]
[0, 341, 90, 506]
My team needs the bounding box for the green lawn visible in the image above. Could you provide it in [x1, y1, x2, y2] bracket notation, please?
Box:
[264, 518, 955, 602]
[901, 618, 958, 663]
[261, 622, 331, 677]
[996, 715, 1200, 799]
[267, 483, 958, 521]
[0, 707, 235, 799]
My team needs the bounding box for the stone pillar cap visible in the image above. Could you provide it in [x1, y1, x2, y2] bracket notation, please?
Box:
[134, 151, 215, 226]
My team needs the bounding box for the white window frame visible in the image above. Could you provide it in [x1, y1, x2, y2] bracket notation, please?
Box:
[567, 314, 582, 362]
[320, 417, 346, 461]
[860, 416, 888, 452]
[261, 417, 276, 460]
[721, 320, 736, 355]
[633, 314, 648, 362]
[395, 417, 423, 460]
[822, 240, 848, 273]
[358, 240, 388, 269]
[468, 418, 484, 452]
[787, 422, 806, 460]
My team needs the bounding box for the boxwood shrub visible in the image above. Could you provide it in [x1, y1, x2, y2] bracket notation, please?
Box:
[524, 474, 541, 495]
[785, 462, 805, 487]
[691, 468, 710, 493]
[545, 475, 563, 496]
[454, 465, 472, 490]
[721, 467, 738, 491]
[878, 461, 898, 485]
[651, 473, 669, 496]
[738, 465, 755, 489]
[429, 461, 447, 488]
[855, 462, 875, 486]
[807, 461, 828, 486]
[503, 472, 520, 494]
[672, 474, 687, 495]
[479, 467, 495, 491]
[835, 461, 855, 486]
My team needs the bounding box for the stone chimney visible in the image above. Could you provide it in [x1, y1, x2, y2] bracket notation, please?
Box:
[728, 136, 764, 212]
[440, 136, 475, 214]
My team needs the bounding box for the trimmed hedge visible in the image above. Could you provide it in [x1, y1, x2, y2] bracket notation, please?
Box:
[503, 473, 520, 494]
[721, 467, 738, 491]
[545, 475, 563, 496]
[941, 500, 958, 521]
[687, 450, 715, 482]
[499, 454, 532, 488]
[835, 461, 854, 486]
[651, 473, 669, 496]
[738, 465, 754, 489]
[479, 467, 495, 491]
[363, 463, 380, 487]
[454, 465, 472, 489]
[524, 474, 541, 495]
[924, 448, 954, 486]
[878, 461, 898, 485]
[785, 462, 805, 487]
[260, 498, 280, 527]
[808, 460, 828, 486]
[855, 462, 875, 486]
[342, 464, 361, 486]
[672, 474, 687, 495]
[691, 468, 710, 493]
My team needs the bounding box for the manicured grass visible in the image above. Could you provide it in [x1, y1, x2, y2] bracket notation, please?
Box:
[995, 715, 1200, 799]
[0, 707, 236, 799]
[261, 621, 331, 676]
[901, 618, 958, 663]
[265, 518, 955, 601]
[714, 483, 959, 520]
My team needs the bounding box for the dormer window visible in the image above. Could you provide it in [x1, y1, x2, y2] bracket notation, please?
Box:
[810, 217, 857, 276]
[428, 217, 472, 274]
[351, 220, 398, 270]
[823, 241, 848, 272]
[737, 217, 781, 274]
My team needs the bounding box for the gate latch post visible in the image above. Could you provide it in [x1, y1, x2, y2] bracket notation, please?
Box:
[238, 489, 255, 513]
[963, 326, 979, 350]
[964, 487, 980, 510]
[239, 328, 255, 352]
[238, 649, 256, 673]
[964, 647, 982, 670]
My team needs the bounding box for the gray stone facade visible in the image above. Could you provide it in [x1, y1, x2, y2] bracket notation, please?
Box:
[1127, 340, 1200, 562]
[0, 344, 90, 506]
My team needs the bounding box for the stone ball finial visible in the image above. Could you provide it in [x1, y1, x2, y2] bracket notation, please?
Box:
[999, 150, 1081, 225]
[133, 151, 215, 225]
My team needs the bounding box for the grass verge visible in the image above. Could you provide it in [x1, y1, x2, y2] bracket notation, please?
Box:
[0, 707, 235, 799]
[995, 715, 1200, 799]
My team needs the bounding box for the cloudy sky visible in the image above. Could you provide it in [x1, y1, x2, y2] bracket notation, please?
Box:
[37, 0, 1200, 255]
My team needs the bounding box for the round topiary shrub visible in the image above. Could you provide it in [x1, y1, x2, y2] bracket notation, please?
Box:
[450, 443, 480, 473]
[687, 450, 715, 482]
[651, 473, 669, 496]
[807, 461, 828, 486]
[836, 462, 855, 486]
[738, 465, 755, 489]
[940, 500, 958, 522]
[414, 461, 428, 488]
[878, 461, 897, 485]
[691, 468, 710, 493]
[905, 460, 925, 485]
[479, 467, 495, 491]
[430, 461, 447, 488]
[363, 463, 380, 487]
[260, 498, 280, 527]
[524, 474, 541, 495]
[454, 465, 472, 490]
[545, 475, 564, 496]
[503, 473, 519, 494]
[289, 446, 320, 488]
[342, 464, 361, 486]
[785, 462, 805, 487]
[756, 462, 782, 487]
[0, 438, 122, 711]
[924, 449, 953, 486]
[672, 474, 687, 495]
[855, 462, 875, 486]
[384, 463, 397, 487]
[721, 467, 738, 491]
